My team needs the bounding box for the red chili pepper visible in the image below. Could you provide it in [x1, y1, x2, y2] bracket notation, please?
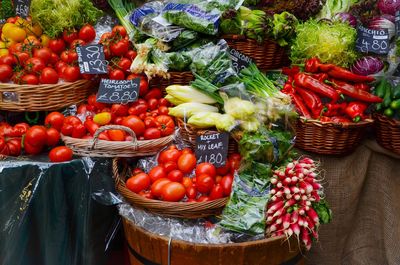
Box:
[294, 73, 340, 101]
[282, 83, 295, 94]
[319, 116, 332, 122]
[311, 73, 329, 82]
[354, 83, 370, 92]
[329, 79, 383, 103]
[305, 58, 375, 83]
[295, 87, 323, 118]
[323, 102, 347, 117]
[345, 102, 368, 122]
[289, 92, 312, 118]
[282, 66, 301, 77]
[330, 116, 351, 123]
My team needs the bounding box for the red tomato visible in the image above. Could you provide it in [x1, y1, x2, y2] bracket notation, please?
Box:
[151, 178, 171, 198]
[147, 98, 158, 110]
[14, 52, 30, 66]
[144, 117, 158, 128]
[0, 64, 13, 82]
[162, 161, 177, 174]
[99, 32, 113, 45]
[55, 61, 67, 74]
[71, 124, 86, 138]
[49, 146, 73, 162]
[21, 74, 39, 85]
[68, 51, 78, 62]
[48, 38, 66, 54]
[182, 177, 193, 189]
[145, 88, 163, 100]
[220, 175, 233, 196]
[158, 106, 169, 115]
[112, 25, 127, 37]
[134, 104, 148, 115]
[158, 98, 169, 107]
[229, 153, 241, 161]
[60, 51, 71, 63]
[132, 168, 143, 175]
[161, 182, 186, 202]
[158, 148, 181, 164]
[46, 128, 61, 147]
[103, 46, 111, 60]
[0, 55, 16, 66]
[63, 29, 78, 44]
[125, 50, 137, 60]
[126, 173, 151, 193]
[109, 69, 125, 80]
[143, 128, 160, 140]
[186, 186, 197, 199]
[25, 125, 47, 148]
[149, 166, 167, 183]
[215, 176, 222, 183]
[88, 94, 108, 110]
[45, 112, 64, 130]
[107, 129, 126, 141]
[209, 184, 224, 200]
[114, 117, 123, 125]
[6, 138, 21, 156]
[33, 47, 52, 64]
[181, 148, 193, 154]
[117, 57, 131, 72]
[196, 174, 215, 194]
[24, 141, 42, 155]
[110, 39, 129, 56]
[138, 190, 154, 200]
[48, 53, 59, 65]
[79, 24, 96, 42]
[111, 104, 129, 117]
[216, 162, 230, 176]
[229, 159, 240, 174]
[167, 170, 184, 182]
[70, 39, 85, 50]
[8, 43, 23, 55]
[62, 66, 81, 82]
[25, 57, 45, 73]
[195, 163, 216, 178]
[121, 115, 145, 136]
[197, 196, 210, 202]
[155, 115, 175, 137]
[177, 153, 196, 174]
[40, 67, 59, 84]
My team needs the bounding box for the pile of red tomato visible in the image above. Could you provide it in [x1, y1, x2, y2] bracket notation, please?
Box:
[126, 146, 241, 202]
[51, 86, 174, 141]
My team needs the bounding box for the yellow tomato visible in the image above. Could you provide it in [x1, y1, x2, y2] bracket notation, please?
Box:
[0, 41, 6, 49]
[2, 37, 16, 48]
[93, 112, 112, 126]
[1, 23, 15, 35]
[3, 26, 26, 42]
[40, 34, 50, 47]
[15, 18, 29, 28]
[28, 23, 43, 37]
[0, 49, 9, 57]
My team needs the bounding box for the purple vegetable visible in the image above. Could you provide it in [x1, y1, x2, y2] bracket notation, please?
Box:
[351, 57, 384, 76]
[334, 12, 357, 27]
[377, 0, 400, 16]
[369, 16, 395, 39]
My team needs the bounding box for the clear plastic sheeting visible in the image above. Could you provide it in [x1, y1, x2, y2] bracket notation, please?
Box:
[118, 202, 264, 244]
[0, 155, 119, 265]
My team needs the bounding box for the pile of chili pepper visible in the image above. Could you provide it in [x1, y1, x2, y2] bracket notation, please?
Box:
[281, 57, 383, 123]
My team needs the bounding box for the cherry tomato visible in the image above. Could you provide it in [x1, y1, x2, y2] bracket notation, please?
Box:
[182, 177, 193, 189]
[49, 146, 73, 162]
[21, 74, 39, 85]
[0, 54, 16, 66]
[145, 88, 163, 100]
[112, 25, 127, 38]
[107, 129, 126, 141]
[161, 161, 176, 174]
[99, 32, 113, 45]
[220, 175, 233, 196]
[79, 24, 96, 42]
[197, 196, 210, 202]
[110, 39, 129, 56]
[125, 50, 137, 60]
[60, 50, 71, 63]
[158, 148, 181, 164]
[143, 117, 156, 128]
[0, 64, 13, 81]
[55, 61, 67, 75]
[14, 52, 30, 66]
[167, 170, 184, 182]
[186, 186, 197, 199]
[195, 163, 216, 178]
[48, 53, 59, 65]
[70, 39, 85, 49]
[45, 111, 65, 131]
[63, 29, 78, 44]
[117, 57, 131, 72]
[144, 128, 161, 140]
[161, 182, 186, 202]
[25, 57, 45, 73]
[40, 67, 59, 84]
[68, 51, 78, 63]
[196, 174, 215, 194]
[33, 47, 52, 64]
[46, 128, 61, 147]
[48, 38, 66, 54]
[151, 178, 171, 198]
[126, 172, 151, 193]
[148, 165, 167, 183]
[209, 184, 224, 200]
[109, 69, 125, 80]
[62, 65, 80, 82]
[121, 115, 145, 136]
[98, 132, 110, 141]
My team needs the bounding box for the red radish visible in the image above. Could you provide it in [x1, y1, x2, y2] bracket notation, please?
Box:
[299, 181, 313, 194]
[285, 228, 293, 237]
[294, 194, 301, 200]
[301, 195, 308, 201]
[285, 194, 292, 200]
[298, 216, 305, 226]
[283, 187, 291, 195]
[273, 207, 286, 218]
[306, 208, 320, 225]
[291, 211, 299, 223]
[290, 223, 301, 237]
[277, 182, 283, 188]
[301, 227, 312, 250]
[284, 198, 296, 208]
[282, 213, 291, 229]
[270, 188, 277, 195]
[275, 217, 283, 225]
[300, 157, 314, 164]
[283, 177, 291, 186]
[299, 207, 306, 216]
[311, 182, 322, 190]
[275, 191, 283, 197]
[312, 230, 319, 240]
[304, 216, 315, 230]
[311, 191, 321, 202]
[271, 177, 278, 185]
[290, 186, 300, 194]
[267, 200, 284, 214]
[300, 188, 306, 194]
[291, 176, 298, 183]
[274, 231, 284, 237]
[309, 172, 317, 178]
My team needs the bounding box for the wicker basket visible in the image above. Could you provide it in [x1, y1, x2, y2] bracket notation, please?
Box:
[149, 71, 194, 88]
[0, 80, 94, 111]
[176, 117, 239, 155]
[374, 113, 400, 155]
[62, 125, 174, 158]
[223, 35, 290, 72]
[114, 158, 228, 219]
[294, 117, 373, 155]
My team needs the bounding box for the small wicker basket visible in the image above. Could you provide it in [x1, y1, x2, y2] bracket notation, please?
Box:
[0, 80, 94, 111]
[149, 71, 194, 88]
[62, 125, 174, 158]
[113, 158, 228, 219]
[223, 35, 290, 72]
[294, 117, 373, 155]
[374, 113, 400, 155]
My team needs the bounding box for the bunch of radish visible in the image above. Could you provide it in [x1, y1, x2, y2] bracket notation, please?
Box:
[266, 157, 323, 250]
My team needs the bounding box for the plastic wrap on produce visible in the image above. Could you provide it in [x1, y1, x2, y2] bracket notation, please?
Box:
[0, 156, 118, 265]
[118, 202, 264, 244]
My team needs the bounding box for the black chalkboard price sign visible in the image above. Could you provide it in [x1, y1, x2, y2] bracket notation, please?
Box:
[76, 44, 108, 74]
[229, 48, 253, 73]
[96, 78, 140, 104]
[15, 0, 31, 18]
[195, 132, 229, 167]
[356, 25, 390, 55]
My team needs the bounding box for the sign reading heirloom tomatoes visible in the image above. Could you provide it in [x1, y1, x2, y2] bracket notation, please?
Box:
[96, 79, 140, 104]
[15, 0, 31, 18]
[195, 132, 229, 167]
[229, 48, 253, 73]
[356, 25, 389, 55]
[76, 44, 108, 74]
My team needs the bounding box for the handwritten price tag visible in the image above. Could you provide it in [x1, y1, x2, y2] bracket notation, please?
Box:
[77, 44, 108, 74]
[96, 79, 140, 104]
[15, 0, 31, 18]
[195, 132, 229, 167]
[356, 25, 389, 55]
[229, 48, 253, 74]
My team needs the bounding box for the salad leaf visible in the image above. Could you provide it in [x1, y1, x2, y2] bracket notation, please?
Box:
[312, 200, 333, 224]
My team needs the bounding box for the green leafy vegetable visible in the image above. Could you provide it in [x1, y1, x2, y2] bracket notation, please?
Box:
[291, 19, 358, 67]
[191, 75, 224, 104]
[30, 0, 103, 38]
[170, 30, 199, 51]
[0, 0, 15, 20]
[312, 200, 333, 224]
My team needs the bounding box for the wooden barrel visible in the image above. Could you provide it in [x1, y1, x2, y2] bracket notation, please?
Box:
[122, 218, 304, 265]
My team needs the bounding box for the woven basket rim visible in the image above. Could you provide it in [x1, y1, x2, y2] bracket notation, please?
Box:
[221, 34, 279, 44]
[374, 113, 400, 126]
[298, 116, 374, 128]
[0, 79, 91, 88]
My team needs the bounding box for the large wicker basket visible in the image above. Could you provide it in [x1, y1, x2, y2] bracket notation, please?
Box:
[62, 125, 174, 158]
[114, 158, 229, 219]
[0, 80, 94, 111]
[374, 113, 400, 155]
[176, 117, 239, 155]
[223, 35, 290, 72]
[149, 71, 194, 88]
[294, 117, 373, 155]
